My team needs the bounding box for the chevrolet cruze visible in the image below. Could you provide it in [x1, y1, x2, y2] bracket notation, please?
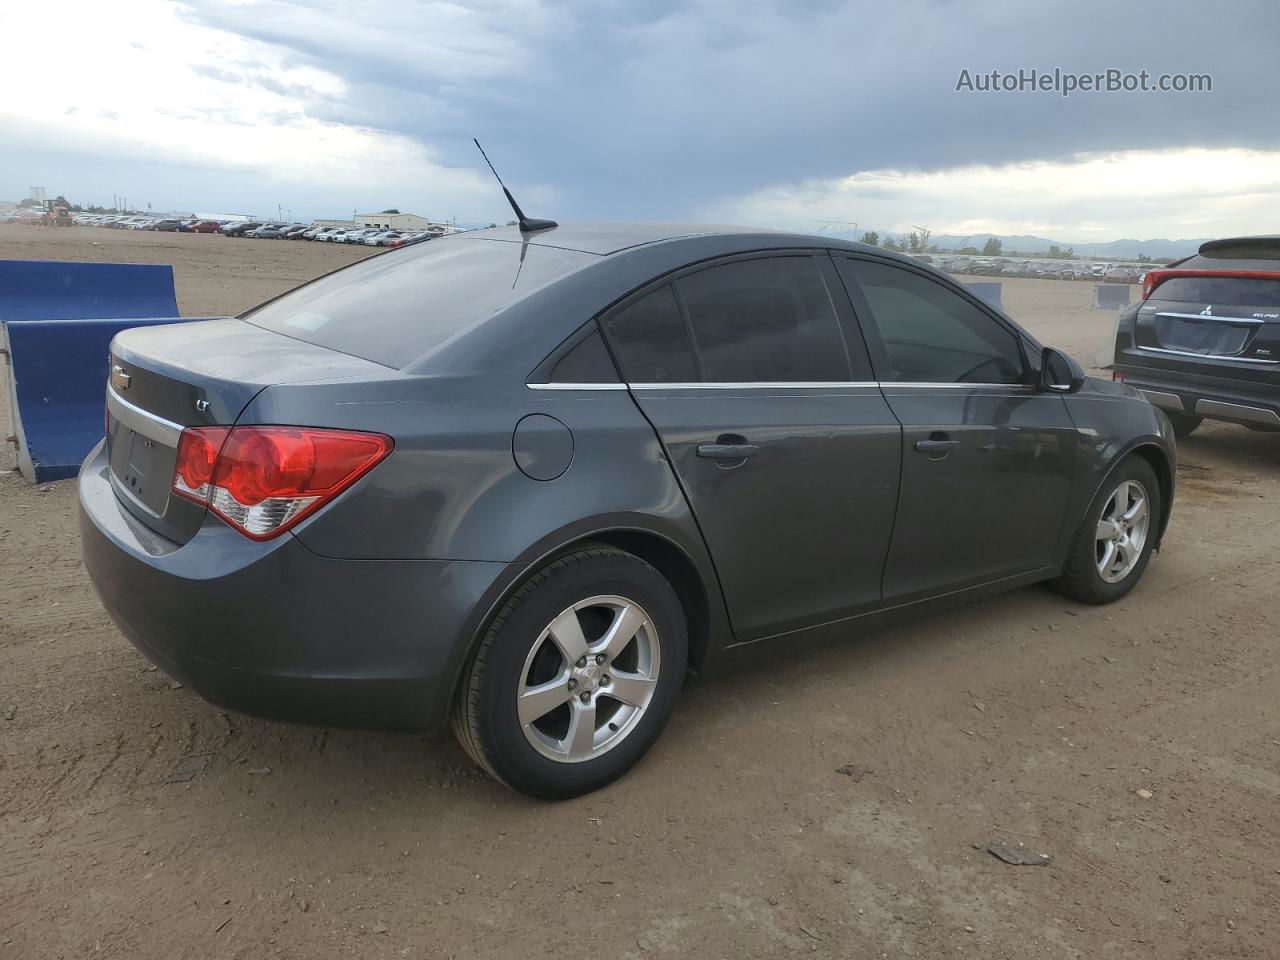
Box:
[80, 222, 1176, 797]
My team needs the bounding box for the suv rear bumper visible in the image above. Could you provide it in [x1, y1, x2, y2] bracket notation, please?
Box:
[1115, 363, 1280, 429]
[79, 441, 513, 730]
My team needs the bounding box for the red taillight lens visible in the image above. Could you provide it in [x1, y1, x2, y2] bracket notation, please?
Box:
[1141, 270, 1165, 300]
[173, 427, 230, 502]
[1143, 267, 1279, 300]
[171, 425, 391, 540]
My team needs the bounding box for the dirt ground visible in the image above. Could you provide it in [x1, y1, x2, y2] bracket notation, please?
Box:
[2, 224, 1278, 959]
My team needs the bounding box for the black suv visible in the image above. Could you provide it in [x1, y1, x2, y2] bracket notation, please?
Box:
[1114, 236, 1280, 438]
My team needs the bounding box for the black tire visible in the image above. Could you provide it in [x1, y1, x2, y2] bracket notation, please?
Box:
[1051, 456, 1162, 604]
[1165, 411, 1202, 439]
[452, 546, 687, 799]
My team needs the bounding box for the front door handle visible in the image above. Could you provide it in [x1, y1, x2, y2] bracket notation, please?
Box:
[697, 442, 760, 460]
[914, 434, 959, 459]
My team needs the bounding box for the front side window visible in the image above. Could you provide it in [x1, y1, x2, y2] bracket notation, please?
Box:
[675, 257, 851, 383]
[841, 259, 1025, 384]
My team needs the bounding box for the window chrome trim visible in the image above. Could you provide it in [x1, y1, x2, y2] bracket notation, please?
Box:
[1154, 311, 1267, 326]
[877, 381, 1035, 390]
[106, 387, 184, 445]
[525, 382, 628, 391]
[1136, 345, 1279, 365]
[628, 381, 880, 390]
[528, 380, 1036, 392]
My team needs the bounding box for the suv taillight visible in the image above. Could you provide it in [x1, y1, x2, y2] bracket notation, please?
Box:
[1143, 267, 1280, 300]
[172, 426, 392, 540]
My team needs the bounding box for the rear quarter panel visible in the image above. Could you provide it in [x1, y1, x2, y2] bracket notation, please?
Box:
[241, 378, 715, 569]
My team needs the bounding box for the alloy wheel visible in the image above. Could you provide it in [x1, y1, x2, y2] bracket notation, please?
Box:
[1095, 479, 1150, 583]
[517, 595, 661, 763]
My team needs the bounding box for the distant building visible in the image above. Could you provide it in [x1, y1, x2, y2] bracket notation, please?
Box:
[195, 212, 253, 223]
[314, 218, 355, 229]
[356, 212, 443, 232]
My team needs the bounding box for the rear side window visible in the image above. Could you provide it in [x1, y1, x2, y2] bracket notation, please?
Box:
[841, 259, 1025, 384]
[601, 285, 698, 383]
[546, 329, 618, 383]
[1151, 276, 1280, 306]
[244, 239, 593, 368]
[675, 257, 851, 383]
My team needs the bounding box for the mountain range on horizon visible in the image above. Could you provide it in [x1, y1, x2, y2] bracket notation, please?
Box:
[818, 229, 1212, 260]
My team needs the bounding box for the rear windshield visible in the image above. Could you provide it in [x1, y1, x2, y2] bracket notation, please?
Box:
[1153, 275, 1280, 307]
[244, 238, 594, 368]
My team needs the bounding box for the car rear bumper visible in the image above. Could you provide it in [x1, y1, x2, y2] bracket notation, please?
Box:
[1116, 363, 1280, 429]
[78, 441, 513, 730]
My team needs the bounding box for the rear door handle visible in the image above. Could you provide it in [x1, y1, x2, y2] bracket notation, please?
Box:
[696, 442, 759, 460]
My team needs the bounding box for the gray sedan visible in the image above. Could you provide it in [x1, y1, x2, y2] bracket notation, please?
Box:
[80, 222, 1176, 797]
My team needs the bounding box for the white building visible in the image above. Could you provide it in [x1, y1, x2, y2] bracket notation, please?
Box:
[356, 212, 444, 232]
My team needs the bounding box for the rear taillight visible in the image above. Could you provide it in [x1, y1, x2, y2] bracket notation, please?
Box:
[1142, 267, 1280, 300]
[172, 426, 392, 540]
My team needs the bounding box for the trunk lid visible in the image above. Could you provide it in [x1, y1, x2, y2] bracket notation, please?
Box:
[1132, 273, 1280, 381]
[106, 318, 391, 544]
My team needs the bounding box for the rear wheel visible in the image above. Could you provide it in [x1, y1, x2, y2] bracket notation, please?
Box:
[1165, 411, 1202, 439]
[452, 547, 687, 798]
[1052, 456, 1161, 604]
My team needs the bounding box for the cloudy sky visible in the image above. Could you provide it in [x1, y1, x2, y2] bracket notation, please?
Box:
[2, 0, 1278, 240]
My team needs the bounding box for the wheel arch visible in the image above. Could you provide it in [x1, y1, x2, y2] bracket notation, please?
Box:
[1095, 439, 1175, 549]
[442, 516, 729, 726]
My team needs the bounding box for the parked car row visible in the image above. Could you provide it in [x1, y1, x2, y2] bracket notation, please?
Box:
[308, 226, 443, 247]
[49, 214, 448, 248]
[919, 254, 1154, 283]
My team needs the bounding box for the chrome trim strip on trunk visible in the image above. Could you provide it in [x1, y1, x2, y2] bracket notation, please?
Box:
[1136, 345, 1279, 365]
[1194, 399, 1280, 427]
[1154, 311, 1268, 325]
[1139, 390, 1185, 412]
[106, 387, 185, 446]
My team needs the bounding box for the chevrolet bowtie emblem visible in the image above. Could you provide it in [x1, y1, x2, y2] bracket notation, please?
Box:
[111, 364, 131, 391]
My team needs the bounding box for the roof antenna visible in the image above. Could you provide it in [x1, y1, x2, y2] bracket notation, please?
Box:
[474, 139, 558, 233]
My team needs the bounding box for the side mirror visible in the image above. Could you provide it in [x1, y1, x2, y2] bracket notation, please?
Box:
[1040, 346, 1085, 394]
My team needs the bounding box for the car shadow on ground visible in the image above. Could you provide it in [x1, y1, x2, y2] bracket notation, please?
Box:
[133, 578, 1079, 815]
[1175, 422, 1280, 472]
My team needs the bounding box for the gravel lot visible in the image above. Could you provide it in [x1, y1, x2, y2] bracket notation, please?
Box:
[2, 224, 1278, 959]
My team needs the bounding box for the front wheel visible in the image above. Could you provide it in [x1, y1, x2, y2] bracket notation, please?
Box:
[1052, 456, 1162, 604]
[452, 547, 687, 798]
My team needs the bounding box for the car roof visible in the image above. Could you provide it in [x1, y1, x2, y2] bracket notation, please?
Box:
[461, 221, 784, 256]
[405, 221, 989, 379]
[1196, 235, 1280, 260]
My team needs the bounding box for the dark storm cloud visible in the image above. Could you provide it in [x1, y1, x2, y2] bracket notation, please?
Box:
[181, 0, 1280, 217]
